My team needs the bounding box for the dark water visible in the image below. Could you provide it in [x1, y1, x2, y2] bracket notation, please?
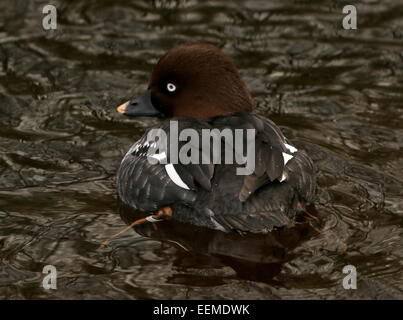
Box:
[0, 0, 402, 299]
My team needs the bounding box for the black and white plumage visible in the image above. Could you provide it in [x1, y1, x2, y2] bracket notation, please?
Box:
[117, 112, 316, 233]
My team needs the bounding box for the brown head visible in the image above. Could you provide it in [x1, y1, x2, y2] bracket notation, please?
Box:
[117, 43, 255, 119]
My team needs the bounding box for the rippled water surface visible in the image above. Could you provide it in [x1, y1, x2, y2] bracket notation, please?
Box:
[0, 0, 402, 299]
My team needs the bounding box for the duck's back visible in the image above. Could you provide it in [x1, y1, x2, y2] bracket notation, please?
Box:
[117, 112, 316, 233]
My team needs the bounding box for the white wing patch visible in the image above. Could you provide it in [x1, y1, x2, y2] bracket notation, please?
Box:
[165, 163, 190, 190]
[149, 151, 167, 162]
[130, 138, 298, 187]
[280, 143, 298, 182]
[285, 143, 298, 154]
[129, 139, 190, 190]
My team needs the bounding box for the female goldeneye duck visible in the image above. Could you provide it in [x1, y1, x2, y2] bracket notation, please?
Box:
[115, 43, 316, 233]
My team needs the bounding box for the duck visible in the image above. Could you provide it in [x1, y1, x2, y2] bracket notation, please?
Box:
[115, 42, 316, 233]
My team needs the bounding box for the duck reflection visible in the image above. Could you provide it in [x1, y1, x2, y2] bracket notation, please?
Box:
[118, 201, 317, 284]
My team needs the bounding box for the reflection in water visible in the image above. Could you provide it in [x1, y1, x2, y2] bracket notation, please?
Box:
[119, 201, 317, 284]
[0, 0, 402, 299]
